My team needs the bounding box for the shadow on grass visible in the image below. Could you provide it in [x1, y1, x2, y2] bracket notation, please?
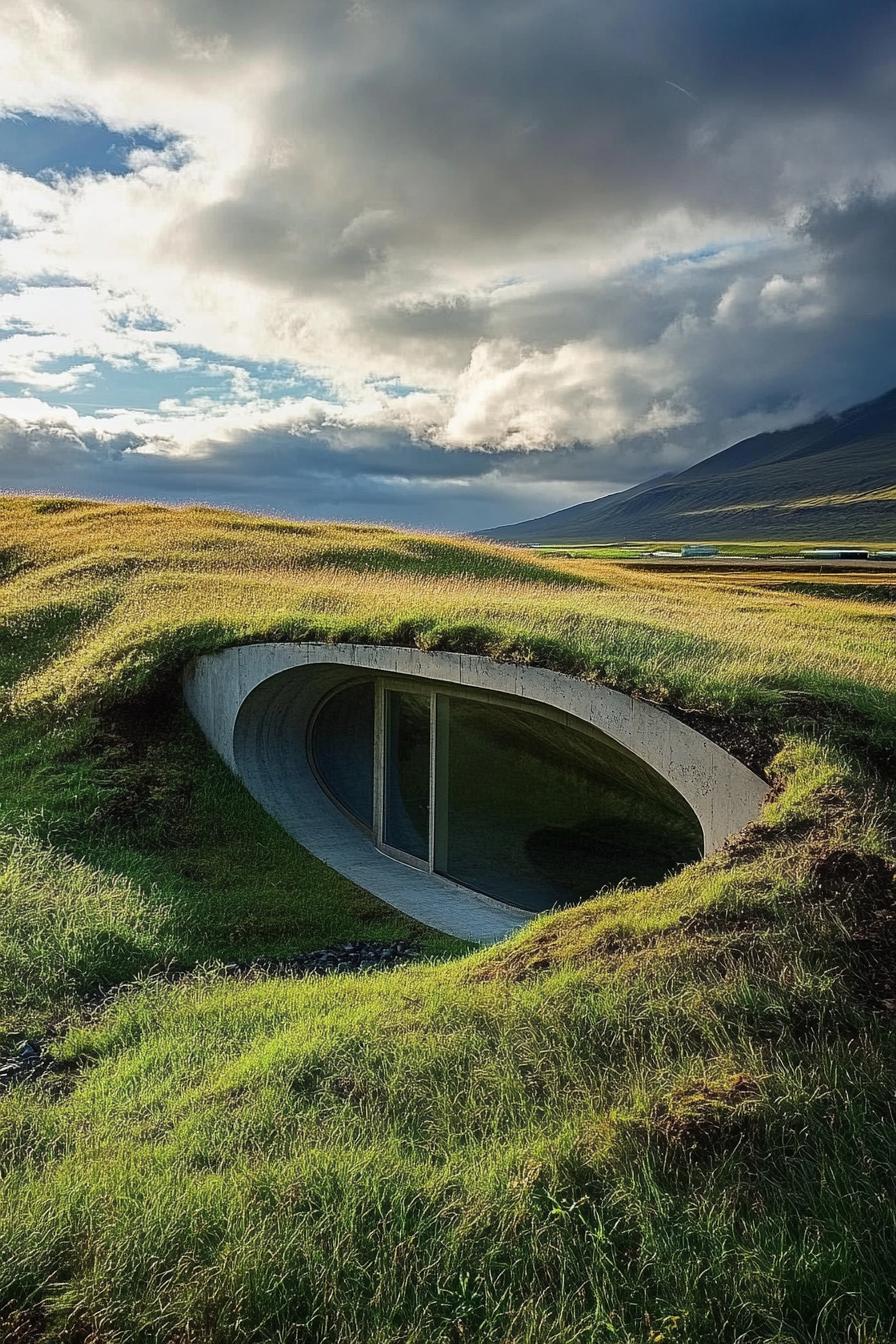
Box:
[0, 696, 461, 1033]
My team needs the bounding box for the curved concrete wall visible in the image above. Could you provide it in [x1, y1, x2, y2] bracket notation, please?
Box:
[183, 643, 768, 941]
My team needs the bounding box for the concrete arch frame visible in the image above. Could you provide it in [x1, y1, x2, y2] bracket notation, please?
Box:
[183, 643, 768, 942]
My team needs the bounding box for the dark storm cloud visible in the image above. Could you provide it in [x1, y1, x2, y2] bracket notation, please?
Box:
[58, 0, 896, 284]
[803, 193, 896, 314]
[204, 1, 890, 198]
[0, 407, 615, 529]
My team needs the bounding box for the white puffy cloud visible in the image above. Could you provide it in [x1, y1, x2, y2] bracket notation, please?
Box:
[440, 339, 697, 451]
[715, 273, 827, 328]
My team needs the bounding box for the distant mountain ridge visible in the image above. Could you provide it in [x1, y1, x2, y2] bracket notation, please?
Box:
[481, 387, 896, 543]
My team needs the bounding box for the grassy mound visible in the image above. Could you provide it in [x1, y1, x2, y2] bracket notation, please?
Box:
[0, 495, 895, 1343]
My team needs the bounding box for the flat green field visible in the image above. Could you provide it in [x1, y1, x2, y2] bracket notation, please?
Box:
[1, 495, 895, 1343]
[532, 540, 896, 559]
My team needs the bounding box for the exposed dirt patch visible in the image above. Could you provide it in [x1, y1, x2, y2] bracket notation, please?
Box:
[649, 1072, 762, 1153]
[0, 1305, 49, 1344]
[716, 820, 785, 865]
[767, 582, 896, 604]
[808, 848, 896, 1008]
[719, 778, 853, 867]
[809, 848, 894, 911]
[470, 907, 606, 981]
[677, 905, 772, 937]
[71, 683, 199, 841]
[472, 898, 776, 983]
[472, 920, 720, 983]
[470, 897, 644, 983]
[472, 929, 561, 981]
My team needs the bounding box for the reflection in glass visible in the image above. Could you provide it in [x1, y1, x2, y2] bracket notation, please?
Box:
[310, 676, 703, 915]
[435, 698, 702, 912]
[383, 688, 431, 861]
[310, 679, 375, 828]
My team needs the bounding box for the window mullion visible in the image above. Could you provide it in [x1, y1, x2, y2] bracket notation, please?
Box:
[432, 692, 450, 876]
[373, 678, 385, 847]
[427, 689, 437, 871]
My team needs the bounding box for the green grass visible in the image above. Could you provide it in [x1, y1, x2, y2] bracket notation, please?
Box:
[0, 706, 456, 1033]
[532, 540, 896, 559]
[0, 495, 895, 1342]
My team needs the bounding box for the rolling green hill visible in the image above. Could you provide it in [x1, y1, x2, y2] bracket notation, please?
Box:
[0, 496, 895, 1342]
[483, 386, 896, 544]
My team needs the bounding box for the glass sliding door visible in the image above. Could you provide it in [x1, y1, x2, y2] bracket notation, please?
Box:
[433, 695, 702, 911]
[382, 687, 432, 864]
[434, 696, 568, 909]
[310, 673, 702, 911]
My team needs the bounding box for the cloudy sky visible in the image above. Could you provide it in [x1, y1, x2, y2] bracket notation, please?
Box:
[1, 0, 895, 529]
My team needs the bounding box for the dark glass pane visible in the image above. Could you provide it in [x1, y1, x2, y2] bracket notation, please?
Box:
[436, 697, 702, 912]
[383, 689, 431, 861]
[310, 680, 374, 828]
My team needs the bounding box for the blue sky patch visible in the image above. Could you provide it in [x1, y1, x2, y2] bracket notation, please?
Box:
[0, 113, 184, 180]
[0, 349, 335, 414]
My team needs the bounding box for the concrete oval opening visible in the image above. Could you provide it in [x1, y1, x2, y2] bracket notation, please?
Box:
[183, 644, 768, 941]
[308, 675, 704, 913]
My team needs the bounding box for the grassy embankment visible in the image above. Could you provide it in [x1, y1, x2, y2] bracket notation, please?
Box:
[1, 494, 895, 1343]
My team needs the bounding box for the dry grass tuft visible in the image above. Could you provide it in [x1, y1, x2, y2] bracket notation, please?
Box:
[649, 1072, 763, 1151]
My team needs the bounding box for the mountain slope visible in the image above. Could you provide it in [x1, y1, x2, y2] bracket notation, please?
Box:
[483, 387, 896, 543]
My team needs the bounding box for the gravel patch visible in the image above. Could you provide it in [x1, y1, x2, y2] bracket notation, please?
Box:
[1, 940, 418, 1089]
